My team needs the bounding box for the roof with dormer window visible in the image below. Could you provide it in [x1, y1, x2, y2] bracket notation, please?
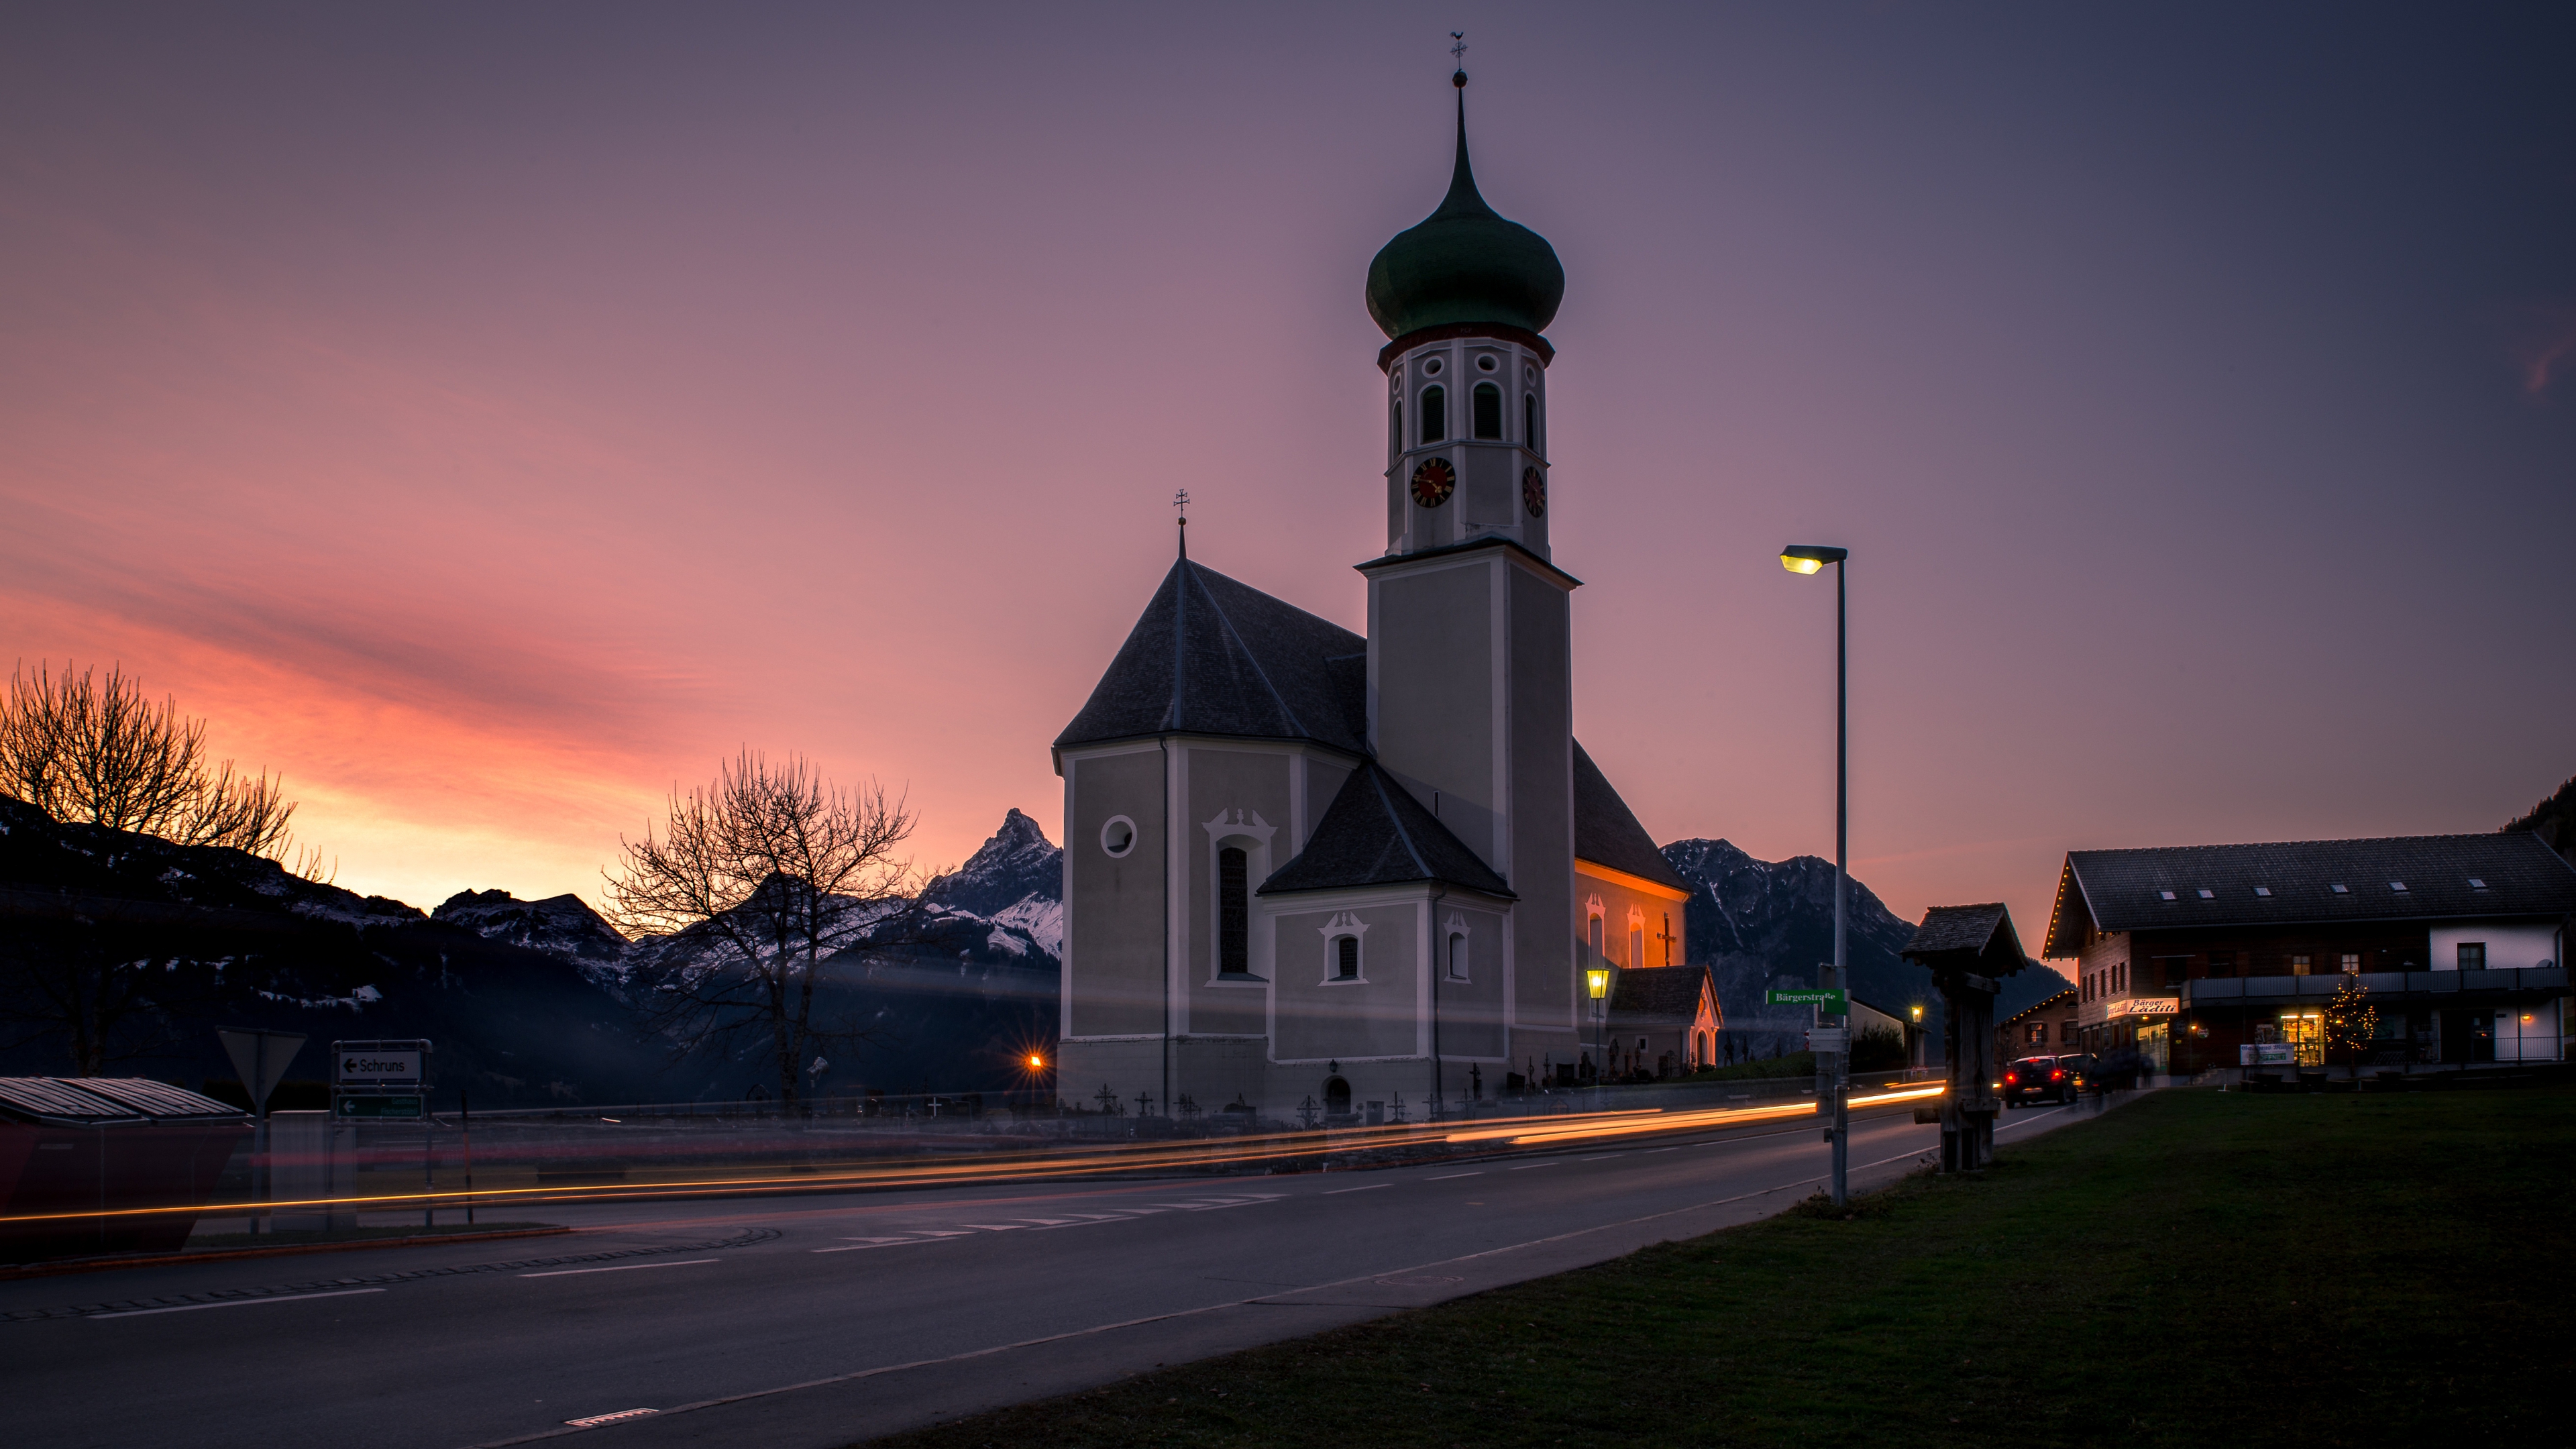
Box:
[2042, 833, 2576, 958]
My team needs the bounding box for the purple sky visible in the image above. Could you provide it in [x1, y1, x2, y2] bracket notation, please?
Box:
[3, 4, 2569, 949]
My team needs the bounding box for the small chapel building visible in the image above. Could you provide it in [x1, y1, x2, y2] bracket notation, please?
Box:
[1049, 72, 1705, 1122]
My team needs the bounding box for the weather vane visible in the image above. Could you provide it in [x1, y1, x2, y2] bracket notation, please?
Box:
[1173, 488, 1190, 559]
[1450, 31, 1467, 65]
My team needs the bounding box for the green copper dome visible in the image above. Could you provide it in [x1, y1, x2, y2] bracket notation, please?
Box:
[1365, 83, 1564, 342]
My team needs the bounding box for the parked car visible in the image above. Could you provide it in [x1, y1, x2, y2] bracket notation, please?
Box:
[2003, 1055, 2076, 1106]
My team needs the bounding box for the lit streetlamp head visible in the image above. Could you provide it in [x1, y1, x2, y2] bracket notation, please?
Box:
[1780, 544, 1848, 575]
[1586, 968, 1611, 1000]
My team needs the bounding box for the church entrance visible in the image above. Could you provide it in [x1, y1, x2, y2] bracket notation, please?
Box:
[1323, 1077, 1352, 1118]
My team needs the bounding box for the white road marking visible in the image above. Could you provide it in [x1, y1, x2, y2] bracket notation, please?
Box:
[1425, 1171, 1483, 1181]
[1323, 1183, 1390, 1194]
[90, 1287, 384, 1319]
[1507, 1161, 1562, 1170]
[1576, 1153, 1623, 1161]
[563, 1409, 659, 1428]
[520, 1258, 719, 1279]
[1638, 1146, 1679, 1155]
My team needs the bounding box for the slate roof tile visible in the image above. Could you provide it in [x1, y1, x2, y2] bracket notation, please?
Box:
[1608, 963, 1711, 1020]
[1055, 559, 1368, 756]
[2045, 832, 2576, 958]
[1259, 763, 1514, 898]
[1572, 741, 1688, 891]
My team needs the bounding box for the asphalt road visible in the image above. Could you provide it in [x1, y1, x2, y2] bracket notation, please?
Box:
[4, 1100, 2085, 1449]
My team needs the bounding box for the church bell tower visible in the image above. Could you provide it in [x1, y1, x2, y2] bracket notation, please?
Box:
[1360, 68, 1580, 1044]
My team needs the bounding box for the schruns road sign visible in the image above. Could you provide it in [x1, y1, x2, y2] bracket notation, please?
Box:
[335, 1039, 431, 1086]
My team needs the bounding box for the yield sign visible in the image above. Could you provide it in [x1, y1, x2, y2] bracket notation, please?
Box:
[217, 1028, 306, 1115]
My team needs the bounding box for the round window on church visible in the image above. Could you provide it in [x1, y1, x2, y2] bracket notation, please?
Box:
[1422, 356, 1442, 376]
[1100, 816, 1136, 858]
[1524, 365, 1538, 386]
[1476, 354, 1497, 372]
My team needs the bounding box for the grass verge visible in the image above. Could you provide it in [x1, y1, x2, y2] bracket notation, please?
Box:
[862, 1085, 2573, 1448]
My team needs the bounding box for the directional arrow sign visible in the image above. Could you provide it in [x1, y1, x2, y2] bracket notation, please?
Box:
[1766, 988, 1846, 1010]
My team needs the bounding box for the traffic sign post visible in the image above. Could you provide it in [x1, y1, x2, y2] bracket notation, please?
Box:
[333, 1039, 435, 1228]
[216, 1028, 305, 1235]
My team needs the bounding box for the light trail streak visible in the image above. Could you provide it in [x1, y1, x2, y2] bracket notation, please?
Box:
[0, 1089, 1945, 1225]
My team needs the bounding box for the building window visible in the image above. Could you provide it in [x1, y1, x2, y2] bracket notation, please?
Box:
[1099, 816, 1136, 858]
[1472, 382, 1502, 439]
[1629, 926, 1644, 970]
[1390, 400, 1401, 453]
[1525, 394, 1539, 452]
[1447, 930, 1468, 981]
[2154, 957, 2188, 987]
[2289, 953, 2310, 975]
[2025, 1022, 2047, 1046]
[1587, 912, 1604, 965]
[1334, 935, 1360, 980]
[2458, 943, 2485, 970]
[1419, 386, 1446, 443]
[2209, 951, 2236, 979]
[1217, 847, 1248, 975]
[2341, 953, 2361, 973]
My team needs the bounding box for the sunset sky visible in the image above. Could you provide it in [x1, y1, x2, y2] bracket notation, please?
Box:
[4, 4, 2570, 951]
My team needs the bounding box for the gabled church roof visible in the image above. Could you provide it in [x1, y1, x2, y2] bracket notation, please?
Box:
[1609, 964, 1715, 1022]
[1258, 763, 1514, 899]
[1573, 741, 1690, 892]
[1054, 558, 1368, 756]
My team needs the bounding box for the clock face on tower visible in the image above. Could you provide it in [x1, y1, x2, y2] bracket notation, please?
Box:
[1409, 457, 1456, 508]
[1522, 466, 1546, 517]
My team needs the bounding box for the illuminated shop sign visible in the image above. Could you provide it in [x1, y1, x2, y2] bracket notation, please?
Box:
[2108, 997, 2178, 1018]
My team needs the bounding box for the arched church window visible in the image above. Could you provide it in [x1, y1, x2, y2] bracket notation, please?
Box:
[1587, 914, 1604, 964]
[1472, 382, 1502, 439]
[1447, 931, 1468, 981]
[1218, 847, 1248, 976]
[1419, 386, 1446, 444]
[1630, 926, 1644, 969]
[1335, 935, 1360, 979]
[1390, 400, 1402, 454]
[1524, 395, 1540, 453]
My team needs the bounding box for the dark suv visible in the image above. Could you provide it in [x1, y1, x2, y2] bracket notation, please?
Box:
[2003, 1055, 2076, 1106]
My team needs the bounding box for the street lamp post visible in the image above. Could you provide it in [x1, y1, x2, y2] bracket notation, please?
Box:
[1781, 543, 1850, 1206]
[1586, 966, 1611, 1108]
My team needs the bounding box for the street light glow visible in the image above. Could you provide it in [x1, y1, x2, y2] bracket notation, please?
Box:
[1586, 968, 1610, 999]
[1780, 553, 1823, 574]
[1779, 543, 1847, 574]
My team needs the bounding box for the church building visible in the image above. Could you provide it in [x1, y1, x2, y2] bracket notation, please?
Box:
[1050, 72, 1705, 1122]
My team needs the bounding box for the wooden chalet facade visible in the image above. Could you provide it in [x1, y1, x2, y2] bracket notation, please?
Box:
[2043, 833, 2575, 1075]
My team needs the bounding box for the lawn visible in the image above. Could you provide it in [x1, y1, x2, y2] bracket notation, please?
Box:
[861, 1084, 2574, 1448]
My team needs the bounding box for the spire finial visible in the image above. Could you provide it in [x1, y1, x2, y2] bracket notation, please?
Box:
[1173, 488, 1190, 559]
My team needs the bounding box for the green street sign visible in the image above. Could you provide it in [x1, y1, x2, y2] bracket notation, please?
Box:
[336, 1094, 426, 1119]
[1766, 988, 1847, 1010]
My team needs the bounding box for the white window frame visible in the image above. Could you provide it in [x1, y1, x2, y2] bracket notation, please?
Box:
[1321, 910, 1369, 985]
[1443, 912, 1472, 983]
[1203, 808, 1276, 984]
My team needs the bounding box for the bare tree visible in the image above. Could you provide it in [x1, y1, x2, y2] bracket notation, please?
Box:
[604, 751, 923, 1106]
[0, 661, 327, 877]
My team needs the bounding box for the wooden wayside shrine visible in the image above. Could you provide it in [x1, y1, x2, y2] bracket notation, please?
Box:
[1901, 903, 2031, 1173]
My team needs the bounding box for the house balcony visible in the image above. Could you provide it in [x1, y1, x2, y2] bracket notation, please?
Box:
[2180, 966, 2567, 1009]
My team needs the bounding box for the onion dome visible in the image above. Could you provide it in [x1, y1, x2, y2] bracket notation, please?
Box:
[1364, 74, 1564, 342]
